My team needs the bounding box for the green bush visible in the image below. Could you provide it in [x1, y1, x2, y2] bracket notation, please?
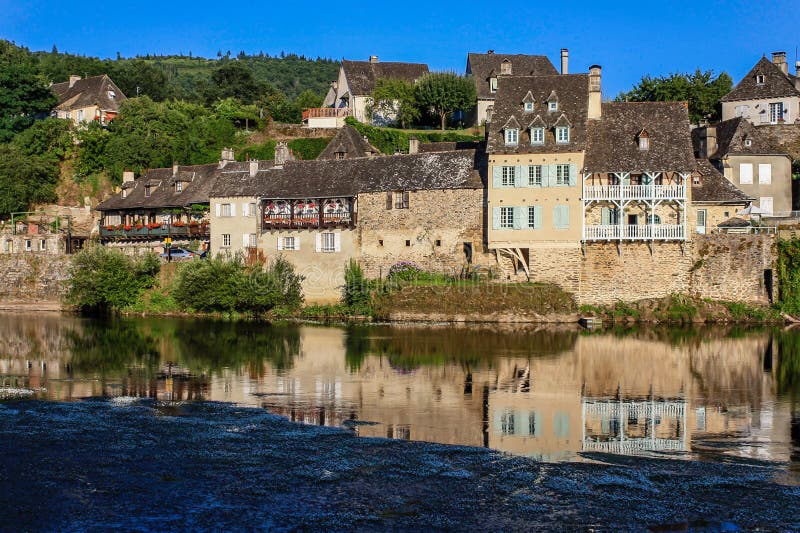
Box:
[65, 246, 160, 313]
[344, 117, 481, 155]
[777, 238, 800, 314]
[343, 259, 372, 314]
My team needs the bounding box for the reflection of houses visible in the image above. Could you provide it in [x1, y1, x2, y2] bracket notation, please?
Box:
[52, 74, 126, 126]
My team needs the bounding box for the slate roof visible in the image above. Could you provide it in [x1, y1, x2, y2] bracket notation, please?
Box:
[317, 126, 381, 160]
[721, 56, 800, 102]
[467, 53, 558, 99]
[96, 163, 220, 211]
[692, 159, 753, 204]
[718, 217, 751, 228]
[693, 117, 789, 159]
[417, 141, 483, 153]
[584, 102, 697, 173]
[51, 75, 126, 112]
[486, 74, 589, 154]
[341, 60, 429, 96]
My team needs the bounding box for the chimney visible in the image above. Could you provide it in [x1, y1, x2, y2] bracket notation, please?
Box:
[249, 160, 259, 177]
[172, 162, 179, 177]
[772, 51, 788, 75]
[560, 48, 569, 75]
[704, 126, 718, 159]
[408, 136, 419, 154]
[588, 65, 602, 120]
[69, 75, 80, 88]
[487, 50, 495, 55]
[122, 171, 134, 184]
[369, 55, 379, 63]
[219, 147, 234, 168]
[274, 141, 293, 167]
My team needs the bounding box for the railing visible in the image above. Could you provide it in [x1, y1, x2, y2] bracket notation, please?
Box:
[583, 185, 686, 201]
[100, 224, 210, 240]
[301, 107, 352, 121]
[262, 212, 355, 230]
[583, 224, 685, 241]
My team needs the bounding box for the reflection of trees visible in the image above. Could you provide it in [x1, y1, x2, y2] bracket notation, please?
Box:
[777, 331, 800, 398]
[344, 326, 579, 372]
[65, 318, 161, 375]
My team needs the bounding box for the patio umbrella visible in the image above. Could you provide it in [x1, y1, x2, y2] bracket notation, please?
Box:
[736, 204, 768, 216]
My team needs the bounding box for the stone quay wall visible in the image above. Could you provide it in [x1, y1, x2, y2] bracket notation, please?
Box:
[0, 254, 72, 302]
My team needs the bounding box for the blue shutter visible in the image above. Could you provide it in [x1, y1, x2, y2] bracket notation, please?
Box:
[554, 205, 570, 229]
[512, 207, 523, 229]
[601, 207, 610, 225]
[539, 164, 549, 188]
[548, 164, 558, 187]
[562, 205, 570, 229]
[514, 166, 524, 188]
[568, 164, 577, 186]
[492, 166, 503, 188]
[492, 207, 501, 230]
[534, 205, 543, 229]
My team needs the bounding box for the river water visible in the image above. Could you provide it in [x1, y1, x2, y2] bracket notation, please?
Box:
[1, 313, 798, 476]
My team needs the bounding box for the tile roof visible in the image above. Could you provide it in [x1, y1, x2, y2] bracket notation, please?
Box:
[417, 141, 483, 153]
[486, 74, 589, 154]
[316, 126, 381, 160]
[467, 53, 558, 99]
[584, 102, 697, 173]
[51, 75, 126, 113]
[341, 60, 429, 96]
[720, 56, 800, 102]
[692, 159, 753, 204]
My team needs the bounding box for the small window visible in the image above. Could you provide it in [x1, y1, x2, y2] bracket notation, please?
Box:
[504, 128, 519, 146]
[693, 175, 701, 185]
[144, 186, 151, 198]
[556, 126, 570, 144]
[176, 182, 183, 192]
[524, 102, 534, 112]
[723, 211, 729, 218]
[435, 239, 441, 247]
[502, 166, 516, 187]
[531, 127, 544, 145]
[528, 165, 542, 186]
[646, 214, 661, 225]
[40, 239, 46, 251]
[548, 101, 558, 112]
[284, 236, 295, 250]
[322, 233, 336, 252]
[489, 77, 497, 93]
[249, 233, 258, 248]
[555, 164, 570, 185]
[527, 206, 539, 229]
[378, 239, 384, 246]
[335, 151, 346, 160]
[500, 207, 514, 229]
[221, 203, 232, 217]
[756, 74, 765, 85]
[249, 203, 257, 216]
[122, 189, 128, 198]
[394, 191, 409, 209]
[639, 137, 649, 151]
[108, 90, 116, 99]
[25, 240, 32, 251]
[405, 239, 411, 247]
[222, 234, 231, 247]
[744, 138, 753, 147]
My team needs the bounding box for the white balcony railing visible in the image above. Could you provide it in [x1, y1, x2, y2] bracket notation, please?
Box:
[583, 224, 685, 241]
[583, 185, 686, 201]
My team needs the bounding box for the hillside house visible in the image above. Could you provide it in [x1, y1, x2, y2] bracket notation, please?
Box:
[52, 75, 126, 126]
[721, 52, 800, 125]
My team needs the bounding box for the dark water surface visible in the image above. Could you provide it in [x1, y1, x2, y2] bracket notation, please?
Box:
[1, 313, 799, 476]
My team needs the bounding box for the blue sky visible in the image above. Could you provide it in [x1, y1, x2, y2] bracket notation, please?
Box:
[1, 0, 797, 96]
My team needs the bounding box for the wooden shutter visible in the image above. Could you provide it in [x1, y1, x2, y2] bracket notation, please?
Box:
[548, 164, 558, 187]
[242, 203, 249, 217]
[554, 205, 570, 229]
[568, 164, 577, 186]
[492, 207, 501, 230]
[492, 166, 503, 188]
[514, 166, 525, 188]
[215, 203, 221, 217]
[534, 206, 543, 229]
[512, 207, 523, 230]
[294, 236, 300, 251]
[601, 207, 610, 225]
[277, 237, 284, 251]
[231, 203, 236, 217]
[242, 234, 249, 248]
[540, 165, 550, 187]
[402, 191, 410, 208]
[315, 233, 322, 252]
[386, 192, 393, 210]
[334, 233, 341, 252]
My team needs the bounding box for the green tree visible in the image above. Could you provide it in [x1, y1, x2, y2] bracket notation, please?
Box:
[615, 70, 733, 123]
[372, 78, 420, 129]
[0, 144, 59, 216]
[294, 89, 322, 110]
[415, 72, 476, 130]
[0, 62, 57, 141]
[10, 117, 73, 160]
[205, 61, 263, 105]
[109, 59, 169, 101]
[257, 85, 301, 123]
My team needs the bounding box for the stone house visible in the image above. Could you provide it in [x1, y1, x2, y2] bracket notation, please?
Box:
[721, 52, 800, 125]
[465, 50, 559, 126]
[693, 118, 793, 216]
[691, 159, 753, 233]
[52, 75, 127, 126]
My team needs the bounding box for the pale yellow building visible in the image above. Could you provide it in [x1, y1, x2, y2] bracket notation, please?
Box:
[52, 74, 126, 126]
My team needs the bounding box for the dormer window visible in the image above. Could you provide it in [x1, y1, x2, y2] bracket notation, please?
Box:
[335, 151, 346, 160]
[144, 185, 151, 198]
[531, 127, 545, 145]
[176, 181, 184, 192]
[522, 91, 535, 112]
[490, 77, 498, 93]
[637, 129, 650, 151]
[524, 102, 534, 112]
[505, 128, 519, 146]
[122, 189, 128, 199]
[108, 90, 116, 99]
[756, 74, 765, 85]
[556, 126, 570, 144]
[548, 101, 558, 112]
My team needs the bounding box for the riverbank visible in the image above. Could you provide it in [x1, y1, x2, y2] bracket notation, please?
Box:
[0, 399, 797, 531]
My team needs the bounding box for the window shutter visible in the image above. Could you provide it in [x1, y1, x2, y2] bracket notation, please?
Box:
[512, 207, 523, 230]
[403, 191, 410, 207]
[557, 205, 570, 229]
[758, 164, 772, 184]
[492, 207, 501, 230]
[215, 203, 221, 217]
[514, 166, 525, 188]
[548, 164, 558, 187]
[242, 234, 249, 248]
[492, 166, 503, 188]
[568, 164, 577, 186]
[334, 233, 341, 252]
[315, 233, 322, 252]
[231, 203, 236, 217]
[242, 203, 249, 217]
[540, 164, 550, 187]
[601, 207, 609, 225]
[294, 237, 300, 251]
[386, 192, 393, 210]
[277, 237, 284, 251]
[534, 205, 543, 229]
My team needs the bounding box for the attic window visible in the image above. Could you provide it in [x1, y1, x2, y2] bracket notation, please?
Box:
[490, 77, 498, 93]
[504, 128, 519, 146]
[693, 175, 701, 185]
[555, 126, 570, 144]
[637, 129, 650, 151]
[744, 138, 753, 147]
[176, 182, 184, 192]
[108, 90, 116, 99]
[144, 185, 151, 198]
[335, 151, 346, 160]
[548, 101, 558, 112]
[122, 189, 128, 199]
[531, 127, 544, 145]
[756, 74, 765, 85]
[524, 102, 534, 112]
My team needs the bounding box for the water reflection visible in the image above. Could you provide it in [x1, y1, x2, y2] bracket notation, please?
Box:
[1, 313, 798, 473]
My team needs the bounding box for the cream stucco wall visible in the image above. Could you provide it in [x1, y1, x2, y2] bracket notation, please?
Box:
[721, 96, 800, 125]
[209, 196, 260, 257]
[721, 155, 792, 215]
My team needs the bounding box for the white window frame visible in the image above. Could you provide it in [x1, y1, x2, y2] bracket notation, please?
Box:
[489, 77, 497, 93]
[524, 102, 534, 112]
[504, 128, 519, 146]
[528, 165, 542, 186]
[756, 74, 765, 85]
[556, 126, 570, 144]
[221, 234, 231, 247]
[321, 232, 336, 253]
[739, 163, 753, 185]
[249, 233, 258, 248]
[40, 239, 46, 251]
[249, 202, 257, 217]
[769, 102, 783, 124]
[527, 206, 537, 229]
[501, 166, 516, 187]
[531, 127, 544, 145]
[758, 164, 772, 184]
[221, 203, 232, 217]
[555, 164, 569, 185]
[639, 137, 649, 151]
[176, 182, 183, 192]
[284, 236, 296, 251]
[25, 239, 32, 251]
[548, 101, 558, 112]
[500, 207, 514, 229]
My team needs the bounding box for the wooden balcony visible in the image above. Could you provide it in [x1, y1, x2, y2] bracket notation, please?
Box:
[583, 224, 685, 241]
[301, 107, 352, 121]
[100, 224, 210, 241]
[262, 212, 355, 230]
[583, 185, 686, 201]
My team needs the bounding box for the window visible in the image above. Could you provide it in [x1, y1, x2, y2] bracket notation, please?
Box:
[524, 102, 534, 112]
[646, 214, 661, 225]
[40, 239, 46, 251]
[249, 202, 257, 216]
[500, 207, 514, 229]
[176, 182, 183, 192]
[744, 138, 753, 147]
[249, 233, 257, 248]
[144, 186, 151, 198]
[500, 410, 515, 436]
[531, 127, 544, 145]
[335, 151, 346, 160]
[322, 232, 336, 252]
[527, 206, 542, 229]
[222, 234, 231, 247]
[760, 197, 773, 215]
[528, 165, 542, 186]
[108, 90, 116, 99]
[696, 209, 707, 233]
[378, 239, 384, 246]
[756, 74, 765, 85]
[284, 236, 295, 250]
[25, 239, 31, 251]
[736, 105, 750, 118]
[502, 166, 516, 187]
[435, 239, 441, 247]
[221, 203, 232, 217]
[489, 77, 497, 93]
[693, 175, 701, 185]
[555, 164, 569, 185]
[548, 101, 558, 112]
[770, 102, 784, 124]
[556, 126, 570, 144]
[504, 128, 519, 146]
[601, 207, 619, 225]
[76, 109, 84, 122]
[122, 189, 128, 198]
[739, 163, 753, 184]
[405, 239, 411, 247]
[639, 137, 649, 151]
[394, 191, 410, 209]
[759, 164, 772, 184]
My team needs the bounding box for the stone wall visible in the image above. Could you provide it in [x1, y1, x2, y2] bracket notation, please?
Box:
[0, 254, 72, 302]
